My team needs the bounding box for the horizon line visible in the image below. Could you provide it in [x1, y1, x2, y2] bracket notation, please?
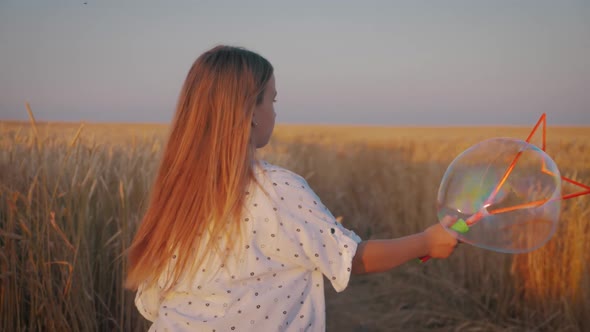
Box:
[1, 119, 589, 128]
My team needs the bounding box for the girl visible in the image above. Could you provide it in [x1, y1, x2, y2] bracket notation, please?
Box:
[125, 45, 457, 332]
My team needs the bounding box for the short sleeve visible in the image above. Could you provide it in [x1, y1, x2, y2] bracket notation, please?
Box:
[266, 169, 362, 292]
[135, 282, 160, 322]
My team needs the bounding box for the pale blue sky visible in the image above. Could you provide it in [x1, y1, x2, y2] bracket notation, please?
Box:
[1, 0, 589, 125]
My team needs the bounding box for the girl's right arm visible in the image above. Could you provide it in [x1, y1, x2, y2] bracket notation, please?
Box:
[350, 220, 457, 275]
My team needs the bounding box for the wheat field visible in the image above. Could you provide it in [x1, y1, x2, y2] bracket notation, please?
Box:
[1, 119, 589, 331]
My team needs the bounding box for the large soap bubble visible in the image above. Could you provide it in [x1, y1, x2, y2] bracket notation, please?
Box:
[437, 138, 562, 253]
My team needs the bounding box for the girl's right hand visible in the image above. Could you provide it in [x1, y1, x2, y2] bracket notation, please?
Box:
[423, 217, 458, 259]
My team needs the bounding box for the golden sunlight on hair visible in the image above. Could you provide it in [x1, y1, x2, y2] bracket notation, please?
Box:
[125, 46, 274, 291]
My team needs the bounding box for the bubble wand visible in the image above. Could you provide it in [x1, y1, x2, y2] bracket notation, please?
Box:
[419, 114, 590, 263]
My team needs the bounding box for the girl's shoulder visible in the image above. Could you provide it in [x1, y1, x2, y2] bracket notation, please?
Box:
[255, 161, 306, 184]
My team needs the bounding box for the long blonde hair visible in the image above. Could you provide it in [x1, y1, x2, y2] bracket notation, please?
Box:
[125, 45, 273, 290]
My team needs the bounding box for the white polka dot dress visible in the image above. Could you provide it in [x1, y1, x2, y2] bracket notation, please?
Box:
[135, 161, 362, 331]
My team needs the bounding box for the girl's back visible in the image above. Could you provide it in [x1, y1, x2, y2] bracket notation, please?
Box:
[135, 162, 360, 332]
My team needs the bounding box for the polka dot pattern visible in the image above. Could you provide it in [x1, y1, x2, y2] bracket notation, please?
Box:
[134, 161, 361, 331]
